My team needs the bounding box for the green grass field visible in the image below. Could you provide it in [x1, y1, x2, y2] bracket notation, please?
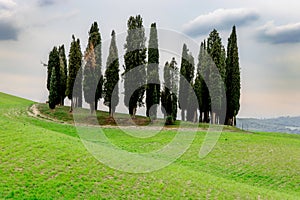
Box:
[0, 92, 299, 199]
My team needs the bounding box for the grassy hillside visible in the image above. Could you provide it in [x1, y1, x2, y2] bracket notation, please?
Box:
[0, 92, 299, 199]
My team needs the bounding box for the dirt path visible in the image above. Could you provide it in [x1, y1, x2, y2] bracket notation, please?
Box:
[27, 104, 69, 124]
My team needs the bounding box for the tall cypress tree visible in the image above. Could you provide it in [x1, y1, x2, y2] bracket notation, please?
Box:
[49, 66, 60, 109]
[146, 22, 160, 119]
[161, 57, 178, 124]
[194, 42, 204, 122]
[178, 44, 194, 121]
[123, 15, 147, 118]
[83, 44, 97, 114]
[226, 26, 241, 126]
[198, 41, 211, 123]
[47, 46, 60, 92]
[104, 30, 120, 117]
[58, 45, 67, 106]
[207, 29, 226, 124]
[186, 53, 196, 122]
[86, 22, 102, 111]
[66, 35, 83, 112]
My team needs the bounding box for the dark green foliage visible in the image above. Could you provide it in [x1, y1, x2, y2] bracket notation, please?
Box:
[83, 44, 97, 113]
[47, 47, 60, 108]
[66, 35, 83, 111]
[86, 22, 102, 110]
[186, 54, 196, 122]
[58, 45, 67, 105]
[226, 26, 241, 126]
[104, 30, 120, 116]
[178, 44, 195, 121]
[146, 23, 160, 119]
[195, 41, 211, 123]
[161, 58, 178, 124]
[47, 47, 60, 91]
[194, 42, 204, 122]
[49, 67, 59, 109]
[123, 15, 147, 117]
[207, 29, 226, 124]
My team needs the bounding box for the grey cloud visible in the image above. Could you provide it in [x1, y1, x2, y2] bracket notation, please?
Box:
[37, 0, 57, 7]
[183, 8, 259, 37]
[0, 21, 19, 41]
[257, 21, 300, 44]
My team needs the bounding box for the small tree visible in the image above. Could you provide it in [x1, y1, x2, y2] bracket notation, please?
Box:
[104, 30, 120, 117]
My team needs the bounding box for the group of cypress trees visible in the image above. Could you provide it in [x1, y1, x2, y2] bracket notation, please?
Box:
[46, 15, 240, 126]
[193, 27, 240, 126]
[46, 22, 119, 115]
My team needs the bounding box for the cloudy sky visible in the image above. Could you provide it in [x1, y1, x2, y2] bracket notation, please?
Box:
[1, 0, 300, 118]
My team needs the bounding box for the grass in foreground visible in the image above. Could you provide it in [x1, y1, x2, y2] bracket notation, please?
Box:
[0, 92, 300, 199]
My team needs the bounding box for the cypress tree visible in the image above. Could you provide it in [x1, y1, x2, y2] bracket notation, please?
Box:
[146, 22, 160, 119]
[199, 41, 211, 123]
[86, 22, 102, 111]
[104, 30, 120, 117]
[207, 29, 226, 124]
[161, 62, 170, 120]
[161, 57, 178, 124]
[58, 45, 67, 106]
[49, 64, 60, 109]
[178, 44, 194, 121]
[123, 15, 147, 118]
[194, 42, 204, 122]
[226, 26, 241, 126]
[186, 53, 196, 122]
[47, 46, 60, 92]
[66, 35, 83, 112]
[83, 44, 97, 114]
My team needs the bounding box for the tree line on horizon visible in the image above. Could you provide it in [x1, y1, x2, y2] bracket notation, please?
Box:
[46, 15, 240, 126]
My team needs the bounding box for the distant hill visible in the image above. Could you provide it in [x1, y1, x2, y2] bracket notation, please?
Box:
[237, 116, 300, 134]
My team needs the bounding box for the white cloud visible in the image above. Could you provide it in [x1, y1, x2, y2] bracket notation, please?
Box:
[0, 0, 16, 10]
[257, 21, 300, 44]
[183, 8, 259, 37]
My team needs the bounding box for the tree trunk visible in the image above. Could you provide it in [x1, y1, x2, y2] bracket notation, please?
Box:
[199, 111, 202, 123]
[110, 106, 115, 118]
[70, 99, 73, 112]
[193, 111, 197, 123]
[211, 112, 216, 124]
[181, 110, 185, 121]
[89, 102, 95, 114]
[95, 100, 98, 111]
[204, 111, 209, 123]
[132, 107, 136, 119]
[146, 106, 150, 118]
[234, 116, 236, 126]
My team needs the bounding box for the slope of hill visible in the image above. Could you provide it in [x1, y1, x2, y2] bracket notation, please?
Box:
[0, 92, 300, 199]
[237, 117, 300, 134]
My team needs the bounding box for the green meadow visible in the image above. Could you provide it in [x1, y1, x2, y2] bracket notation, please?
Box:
[0, 92, 299, 199]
